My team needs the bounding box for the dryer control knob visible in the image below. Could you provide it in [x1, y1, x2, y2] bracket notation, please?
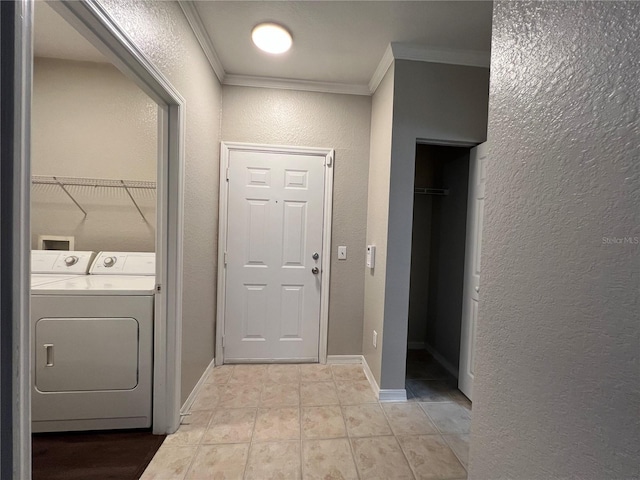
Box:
[103, 256, 117, 267]
[64, 256, 79, 266]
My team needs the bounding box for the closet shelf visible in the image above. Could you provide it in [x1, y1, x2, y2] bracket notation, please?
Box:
[414, 187, 449, 196]
[31, 175, 156, 222]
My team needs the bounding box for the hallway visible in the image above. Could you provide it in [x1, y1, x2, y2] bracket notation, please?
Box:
[142, 363, 470, 479]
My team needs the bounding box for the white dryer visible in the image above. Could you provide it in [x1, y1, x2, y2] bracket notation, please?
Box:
[31, 251, 156, 433]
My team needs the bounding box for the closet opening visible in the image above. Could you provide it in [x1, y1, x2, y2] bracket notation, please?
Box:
[406, 142, 473, 414]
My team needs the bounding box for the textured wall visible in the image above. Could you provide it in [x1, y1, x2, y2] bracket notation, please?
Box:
[363, 65, 394, 384]
[470, 2, 640, 478]
[380, 60, 489, 389]
[31, 58, 157, 252]
[98, 0, 222, 403]
[221, 85, 371, 355]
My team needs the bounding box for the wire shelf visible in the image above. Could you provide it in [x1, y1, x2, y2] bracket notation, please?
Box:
[31, 175, 156, 221]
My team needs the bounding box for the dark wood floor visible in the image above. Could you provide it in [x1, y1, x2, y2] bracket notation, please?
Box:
[32, 429, 165, 480]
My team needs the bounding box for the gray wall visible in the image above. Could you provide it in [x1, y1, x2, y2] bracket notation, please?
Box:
[31, 57, 157, 252]
[425, 148, 469, 370]
[99, 0, 222, 403]
[221, 85, 371, 356]
[470, 2, 640, 478]
[379, 60, 489, 389]
[363, 65, 394, 384]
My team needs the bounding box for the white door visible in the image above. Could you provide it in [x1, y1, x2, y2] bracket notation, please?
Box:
[458, 142, 487, 400]
[224, 149, 325, 362]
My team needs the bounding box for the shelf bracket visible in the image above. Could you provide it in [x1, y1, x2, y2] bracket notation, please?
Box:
[53, 176, 87, 216]
[121, 180, 149, 223]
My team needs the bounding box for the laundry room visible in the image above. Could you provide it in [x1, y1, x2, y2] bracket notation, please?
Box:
[29, 3, 164, 475]
[31, 3, 157, 254]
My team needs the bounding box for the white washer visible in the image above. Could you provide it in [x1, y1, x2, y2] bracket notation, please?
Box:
[31, 251, 155, 433]
[31, 250, 96, 288]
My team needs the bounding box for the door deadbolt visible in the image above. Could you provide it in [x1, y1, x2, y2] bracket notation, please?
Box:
[312, 252, 319, 260]
[312, 267, 320, 274]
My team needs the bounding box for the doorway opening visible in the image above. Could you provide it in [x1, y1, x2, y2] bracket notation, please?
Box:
[406, 142, 472, 444]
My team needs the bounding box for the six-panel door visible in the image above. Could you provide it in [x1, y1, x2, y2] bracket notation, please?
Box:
[224, 150, 325, 362]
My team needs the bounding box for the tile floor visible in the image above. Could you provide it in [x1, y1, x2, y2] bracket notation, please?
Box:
[142, 362, 471, 479]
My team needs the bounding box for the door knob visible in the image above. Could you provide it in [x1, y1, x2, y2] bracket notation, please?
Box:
[312, 267, 320, 274]
[475, 286, 480, 293]
[312, 252, 319, 260]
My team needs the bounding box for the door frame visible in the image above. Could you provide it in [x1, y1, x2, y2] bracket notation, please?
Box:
[21, 0, 185, 443]
[216, 142, 334, 366]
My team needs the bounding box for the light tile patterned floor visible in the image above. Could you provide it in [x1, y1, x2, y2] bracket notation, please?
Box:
[142, 363, 470, 480]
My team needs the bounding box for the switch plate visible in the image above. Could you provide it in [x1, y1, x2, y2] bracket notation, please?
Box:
[373, 330, 378, 348]
[337, 246, 347, 260]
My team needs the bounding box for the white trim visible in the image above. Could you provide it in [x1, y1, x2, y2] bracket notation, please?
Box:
[178, 1, 225, 83]
[326, 355, 363, 365]
[224, 74, 371, 97]
[361, 356, 380, 397]
[5, 1, 34, 476]
[180, 357, 215, 415]
[379, 389, 408, 402]
[425, 343, 459, 379]
[391, 42, 491, 69]
[50, 0, 186, 435]
[216, 142, 334, 366]
[408, 341, 427, 350]
[368, 43, 394, 94]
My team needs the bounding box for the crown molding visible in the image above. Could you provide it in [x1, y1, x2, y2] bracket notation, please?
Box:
[177, 5, 490, 97]
[178, 1, 225, 83]
[368, 44, 394, 94]
[391, 42, 490, 69]
[224, 74, 371, 96]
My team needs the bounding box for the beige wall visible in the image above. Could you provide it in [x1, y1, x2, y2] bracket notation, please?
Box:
[362, 65, 395, 384]
[31, 57, 157, 252]
[99, 0, 223, 403]
[221, 85, 371, 356]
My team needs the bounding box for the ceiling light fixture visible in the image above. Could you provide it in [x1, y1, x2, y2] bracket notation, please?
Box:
[251, 23, 292, 54]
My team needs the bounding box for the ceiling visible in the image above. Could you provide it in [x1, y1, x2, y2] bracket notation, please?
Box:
[33, 1, 493, 94]
[34, 2, 107, 64]
[194, 1, 493, 87]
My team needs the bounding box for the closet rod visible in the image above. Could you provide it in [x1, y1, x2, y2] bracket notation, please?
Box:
[414, 187, 449, 196]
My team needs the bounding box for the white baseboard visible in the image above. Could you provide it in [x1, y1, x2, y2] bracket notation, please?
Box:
[379, 389, 408, 402]
[424, 343, 459, 379]
[408, 341, 427, 350]
[361, 355, 380, 396]
[361, 356, 407, 402]
[180, 357, 216, 415]
[326, 355, 363, 364]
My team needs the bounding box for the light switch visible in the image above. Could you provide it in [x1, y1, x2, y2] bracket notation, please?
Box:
[337, 246, 347, 260]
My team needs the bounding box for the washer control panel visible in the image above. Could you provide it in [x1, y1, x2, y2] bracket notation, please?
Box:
[90, 252, 155, 276]
[31, 251, 96, 274]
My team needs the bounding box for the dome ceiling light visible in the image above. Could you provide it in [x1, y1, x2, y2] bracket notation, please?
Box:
[251, 23, 292, 54]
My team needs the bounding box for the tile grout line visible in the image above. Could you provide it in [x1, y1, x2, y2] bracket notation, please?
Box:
[242, 375, 263, 480]
[379, 400, 418, 480]
[440, 434, 469, 476]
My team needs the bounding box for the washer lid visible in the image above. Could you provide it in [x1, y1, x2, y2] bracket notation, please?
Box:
[31, 250, 96, 274]
[90, 252, 155, 276]
[32, 275, 156, 295]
